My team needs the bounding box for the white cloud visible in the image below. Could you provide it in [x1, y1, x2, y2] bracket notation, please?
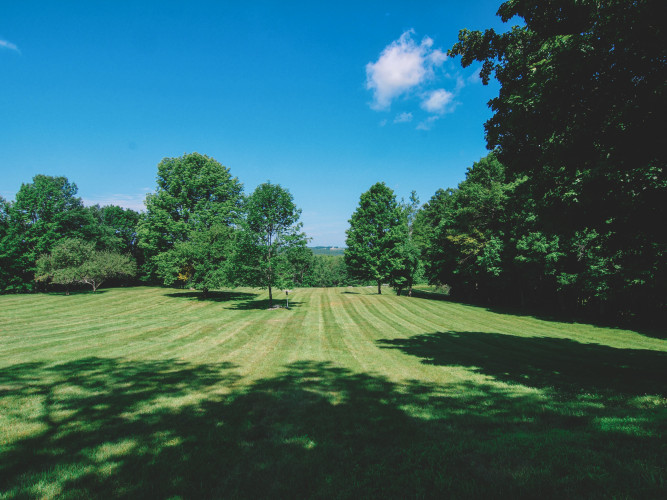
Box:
[416, 115, 440, 131]
[428, 49, 448, 66]
[421, 89, 454, 114]
[0, 39, 20, 54]
[393, 112, 413, 124]
[365, 30, 446, 110]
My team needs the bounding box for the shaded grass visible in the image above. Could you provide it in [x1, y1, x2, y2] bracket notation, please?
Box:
[0, 286, 665, 498]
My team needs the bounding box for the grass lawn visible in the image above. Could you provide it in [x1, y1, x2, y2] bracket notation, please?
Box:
[0, 286, 665, 498]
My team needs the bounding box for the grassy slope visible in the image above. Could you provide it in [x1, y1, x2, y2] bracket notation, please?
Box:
[0, 286, 665, 499]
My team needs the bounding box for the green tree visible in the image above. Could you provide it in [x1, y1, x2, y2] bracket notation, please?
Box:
[422, 154, 516, 301]
[0, 197, 12, 291]
[230, 182, 308, 307]
[154, 224, 234, 297]
[36, 238, 136, 293]
[138, 153, 243, 280]
[449, 0, 666, 319]
[88, 204, 141, 256]
[390, 191, 422, 296]
[0, 175, 94, 292]
[345, 182, 407, 295]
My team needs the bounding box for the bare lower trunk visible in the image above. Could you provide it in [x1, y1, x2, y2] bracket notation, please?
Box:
[377, 281, 382, 294]
[269, 284, 273, 307]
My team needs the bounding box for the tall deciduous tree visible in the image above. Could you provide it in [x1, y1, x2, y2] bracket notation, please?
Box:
[230, 182, 308, 307]
[0, 175, 94, 292]
[422, 154, 514, 301]
[345, 182, 407, 294]
[448, 0, 666, 319]
[138, 152, 243, 281]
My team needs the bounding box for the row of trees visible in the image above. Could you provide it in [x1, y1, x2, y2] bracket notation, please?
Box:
[344, 0, 665, 323]
[0, 154, 356, 302]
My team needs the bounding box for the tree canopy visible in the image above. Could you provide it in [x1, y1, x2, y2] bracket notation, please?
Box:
[230, 182, 308, 307]
[36, 238, 136, 293]
[345, 182, 407, 294]
[0, 175, 95, 292]
[445, 0, 666, 321]
[138, 152, 243, 280]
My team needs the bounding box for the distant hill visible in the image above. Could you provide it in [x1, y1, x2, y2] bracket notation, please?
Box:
[310, 246, 345, 256]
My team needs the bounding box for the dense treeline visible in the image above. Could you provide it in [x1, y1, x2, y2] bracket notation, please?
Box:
[0, 154, 356, 297]
[438, 0, 666, 323]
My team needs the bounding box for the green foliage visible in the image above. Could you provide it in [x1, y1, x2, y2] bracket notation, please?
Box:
[155, 224, 234, 294]
[88, 204, 141, 255]
[307, 255, 350, 287]
[36, 238, 136, 292]
[445, 0, 666, 321]
[0, 175, 95, 292]
[230, 182, 308, 305]
[345, 182, 408, 294]
[422, 154, 513, 300]
[138, 152, 243, 280]
[390, 191, 423, 296]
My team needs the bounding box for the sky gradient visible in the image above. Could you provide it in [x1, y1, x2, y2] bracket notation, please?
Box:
[1, 1, 509, 246]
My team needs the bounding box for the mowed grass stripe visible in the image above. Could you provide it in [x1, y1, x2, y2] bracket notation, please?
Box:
[343, 292, 468, 385]
[326, 288, 378, 373]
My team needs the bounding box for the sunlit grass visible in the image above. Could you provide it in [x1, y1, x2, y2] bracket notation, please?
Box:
[0, 286, 665, 498]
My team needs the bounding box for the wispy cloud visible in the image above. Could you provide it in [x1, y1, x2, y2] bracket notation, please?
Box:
[0, 39, 21, 54]
[393, 112, 413, 124]
[416, 115, 440, 131]
[421, 89, 454, 115]
[365, 30, 446, 110]
[467, 67, 482, 84]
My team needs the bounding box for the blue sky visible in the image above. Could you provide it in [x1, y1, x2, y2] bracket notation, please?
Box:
[1, 1, 509, 246]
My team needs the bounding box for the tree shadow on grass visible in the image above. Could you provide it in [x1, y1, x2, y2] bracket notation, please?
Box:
[45, 289, 110, 296]
[164, 291, 303, 311]
[226, 299, 304, 311]
[0, 358, 664, 499]
[165, 290, 258, 302]
[405, 291, 666, 340]
[377, 331, 667, 397]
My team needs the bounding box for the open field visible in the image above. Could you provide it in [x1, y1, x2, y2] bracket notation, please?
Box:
[1, 286, 665, 498]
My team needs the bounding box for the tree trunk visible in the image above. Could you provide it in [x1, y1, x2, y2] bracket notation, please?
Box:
[202, 287, 209, 299]
[268, 284, 273, 307]
[377, 281, 382, 294]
